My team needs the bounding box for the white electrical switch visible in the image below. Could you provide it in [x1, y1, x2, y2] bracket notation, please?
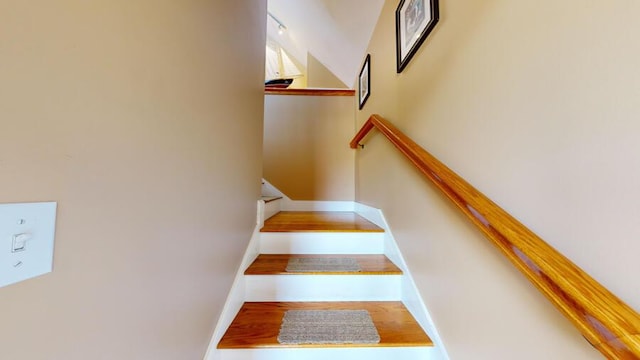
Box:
[12, 233, 32, 252]
[0, 202, 57, 288]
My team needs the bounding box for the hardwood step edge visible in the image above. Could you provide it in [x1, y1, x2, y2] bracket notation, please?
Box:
[260, 228, 385, 233]
[244, 271, 403, 275]
[217, 301, 433, 349]
[261, 211, 385, 233]
[244, 254, 403, 275]
[218, 342, 433, 349]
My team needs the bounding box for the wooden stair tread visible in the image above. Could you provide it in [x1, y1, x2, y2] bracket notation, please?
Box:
[261, 211, 384, 232]
[245, 254, 402, 275]
[218, 301, 433, 349]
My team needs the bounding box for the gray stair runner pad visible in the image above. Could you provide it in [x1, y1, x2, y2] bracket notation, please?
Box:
[277, 310, 381, 345]
[286, 257, 361, 272]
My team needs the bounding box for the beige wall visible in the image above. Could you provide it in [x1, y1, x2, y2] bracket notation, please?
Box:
[356, 0, 640, 359]
[264, 95, 355, 200]
[0, 1, 265, 359]
[307, 53, 347, 88]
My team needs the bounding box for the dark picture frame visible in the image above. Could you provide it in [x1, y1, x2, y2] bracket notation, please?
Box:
[395, 0, 439, 73]
[358, 54, 371, 109]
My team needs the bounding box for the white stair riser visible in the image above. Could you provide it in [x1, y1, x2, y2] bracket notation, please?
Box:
[219, 346, 440, 360]
[259, 232, 384, 254]
[281, 200, 355, 212]
[244, 275, 401, 301]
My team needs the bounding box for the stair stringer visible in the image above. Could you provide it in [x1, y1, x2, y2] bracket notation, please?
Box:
[257, 197, 282, 228]
[203, 202, 264, 360]
[204, 199, 358, 360]
[356, 202, 451, 360]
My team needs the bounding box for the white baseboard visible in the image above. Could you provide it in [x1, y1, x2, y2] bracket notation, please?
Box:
[355, 202, 449, 360]
[257, 200, 265, 228]
[203, 226, 261, 360]
[264, 199, 281, 220]
[258, 197, 281, 229]
[261, 178, 285, 198]
[354, 202, 386, 228]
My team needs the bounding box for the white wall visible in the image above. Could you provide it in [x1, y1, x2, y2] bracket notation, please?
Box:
[356, 0, 640, 358]
[307, 53, 347, 88]
[0, 0, 265, 358]
[268, 0, 384, 87]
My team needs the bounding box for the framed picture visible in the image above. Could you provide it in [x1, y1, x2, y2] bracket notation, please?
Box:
[358, 54, 371, 109]
[395, 0, 439, 73]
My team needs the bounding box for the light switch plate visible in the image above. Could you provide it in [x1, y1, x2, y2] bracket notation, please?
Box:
[0, 202, 57, 288]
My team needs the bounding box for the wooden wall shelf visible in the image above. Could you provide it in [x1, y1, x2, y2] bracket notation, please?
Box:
[265, 88, 355, 96]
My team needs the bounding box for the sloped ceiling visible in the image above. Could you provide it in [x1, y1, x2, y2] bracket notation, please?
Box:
[268, 0, 384, 88]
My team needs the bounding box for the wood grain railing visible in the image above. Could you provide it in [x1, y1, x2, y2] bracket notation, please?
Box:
[351, 114, 640, 359]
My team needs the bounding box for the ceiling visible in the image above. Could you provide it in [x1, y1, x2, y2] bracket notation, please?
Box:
[267, 0, 385, 88]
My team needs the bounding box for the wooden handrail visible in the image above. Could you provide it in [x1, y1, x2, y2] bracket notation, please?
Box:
[351, 114, 640, 359]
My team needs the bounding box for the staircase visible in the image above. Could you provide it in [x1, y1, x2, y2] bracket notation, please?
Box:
[211, 206, 443, 360]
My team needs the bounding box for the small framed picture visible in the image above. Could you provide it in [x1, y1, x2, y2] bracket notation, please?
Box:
[395, 0, 439, 73]
[358, 54, 371, 110]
